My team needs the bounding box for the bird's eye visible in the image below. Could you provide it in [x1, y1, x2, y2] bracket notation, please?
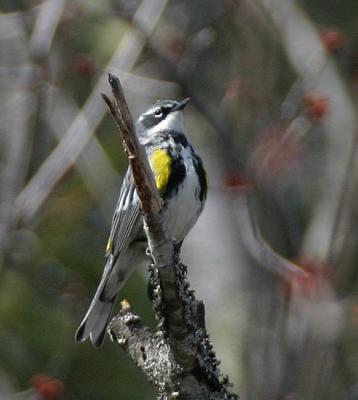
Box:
[154, 107, 163, 118]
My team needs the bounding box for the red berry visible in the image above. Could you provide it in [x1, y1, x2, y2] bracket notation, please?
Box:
[319, 29, 345, 52]
[303, 93, 330, 121]
[251, 125, 303, 180]
[30, 374, 64, 399]
[38, 379, 64, 399]
[222, 171, 252, 192]
[166, 36, 187, 61]
[286, 257, 329, 298]
[71, 54, 96, 77]
[30, 374, 51, 390]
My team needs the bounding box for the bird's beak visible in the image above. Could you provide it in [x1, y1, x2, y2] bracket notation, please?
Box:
[171, 98, 190, 112]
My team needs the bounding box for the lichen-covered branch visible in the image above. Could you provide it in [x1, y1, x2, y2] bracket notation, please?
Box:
[108, 300, 181, 396]
[102, 74, 238, 400]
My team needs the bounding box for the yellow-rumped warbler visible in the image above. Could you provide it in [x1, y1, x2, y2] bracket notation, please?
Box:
[75, 98, 207, 347]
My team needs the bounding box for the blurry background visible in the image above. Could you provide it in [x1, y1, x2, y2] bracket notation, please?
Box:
[0, 0, 357, 399]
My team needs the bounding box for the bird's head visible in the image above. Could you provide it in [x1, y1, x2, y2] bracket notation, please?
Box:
[136, 98, 190, 144]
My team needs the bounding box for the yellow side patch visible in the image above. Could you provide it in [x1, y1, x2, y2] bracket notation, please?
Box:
[150, 149, 171, 193]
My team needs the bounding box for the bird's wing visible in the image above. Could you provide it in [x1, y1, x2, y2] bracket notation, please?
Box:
[105, 168, 142, 262]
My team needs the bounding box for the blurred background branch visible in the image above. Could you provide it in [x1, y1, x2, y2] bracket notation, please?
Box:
[14, 0, 168, 223]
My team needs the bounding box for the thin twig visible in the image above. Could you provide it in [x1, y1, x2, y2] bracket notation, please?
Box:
[101, 73, 162, 217]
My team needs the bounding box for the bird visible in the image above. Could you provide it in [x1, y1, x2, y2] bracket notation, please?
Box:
[75, 98, 207, 347]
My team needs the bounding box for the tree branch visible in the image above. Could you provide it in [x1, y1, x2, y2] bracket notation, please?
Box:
[103, 73, 238, 400]
[109, 300, 181, 396]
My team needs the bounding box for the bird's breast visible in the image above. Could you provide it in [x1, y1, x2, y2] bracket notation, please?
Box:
[148, 144, 206, 243]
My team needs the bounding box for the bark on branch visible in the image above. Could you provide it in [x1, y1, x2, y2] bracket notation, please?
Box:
[102, 73, 238, 400]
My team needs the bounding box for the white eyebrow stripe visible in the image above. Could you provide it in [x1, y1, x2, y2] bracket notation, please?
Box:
[147, 110, 185, 136]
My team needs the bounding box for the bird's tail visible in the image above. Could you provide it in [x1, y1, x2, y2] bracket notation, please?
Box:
[75, 246, 145, 347]
[75, 295, 115, 348]
[75, 256, 117, 348]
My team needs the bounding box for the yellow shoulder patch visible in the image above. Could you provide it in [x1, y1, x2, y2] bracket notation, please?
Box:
[149, 149, 171, 193]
